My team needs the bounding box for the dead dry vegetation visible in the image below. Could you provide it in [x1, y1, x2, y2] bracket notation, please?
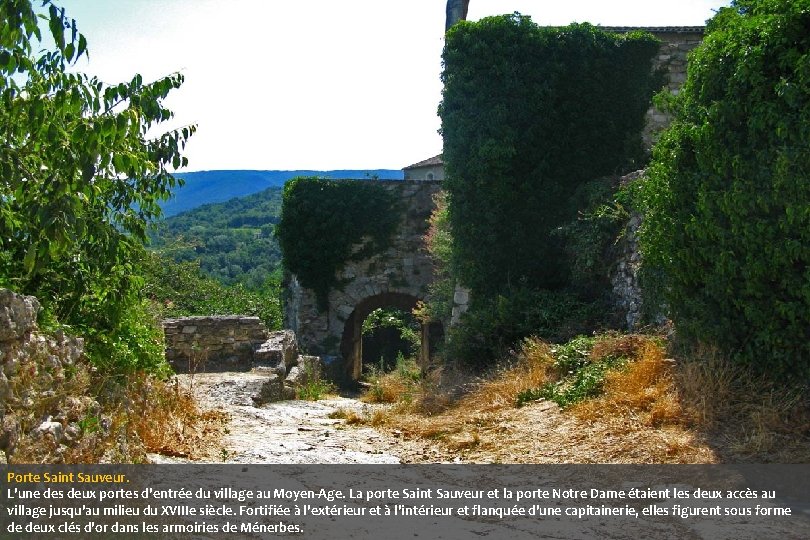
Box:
[128, 374, 230, 461]
[340, 334, 810, 464]
[11, 371, 229, 463]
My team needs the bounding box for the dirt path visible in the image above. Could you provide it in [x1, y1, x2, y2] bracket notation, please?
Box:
[150, 371, 435, 464]
[145, 372, 810, 539]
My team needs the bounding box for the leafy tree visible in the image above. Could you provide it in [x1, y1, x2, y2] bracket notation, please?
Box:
[640, 0, 810, 378]
[141, 251, 282, 330]
[149, 186, 284, 289]
[440, 15, 660, 299]
[0, 0, 194, 371]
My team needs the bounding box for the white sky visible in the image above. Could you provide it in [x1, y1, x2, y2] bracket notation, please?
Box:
[56, 0, 730, 171]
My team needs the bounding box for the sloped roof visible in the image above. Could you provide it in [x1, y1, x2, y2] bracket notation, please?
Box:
[404, 154, 443, 170]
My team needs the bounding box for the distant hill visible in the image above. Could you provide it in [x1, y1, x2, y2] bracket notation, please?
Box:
[150, 186, 285, 288]
[162, 169, 404, 217]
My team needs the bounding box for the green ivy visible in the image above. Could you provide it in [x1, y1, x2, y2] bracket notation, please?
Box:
[554, 176, 630, 302]
[275, 177, 401, 310]
[440, 16, 661, 299]
[640, 0, 810, 379]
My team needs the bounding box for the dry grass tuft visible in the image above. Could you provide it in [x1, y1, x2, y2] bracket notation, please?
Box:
[368, 409, 388, 427]
[361, 375, 412, 404]
[347, 333, 807, 464]
[573, 339, 685, 427]
[128, 374, 228, 460]
[328, 408, 365, 425]
[590, 333, 648, 362]
[355, 339, 559, 450]
[379, 338, 556, 423]
[10, 369, 230, 464]
[673, 345, 810, 461]
[361, 358, 424, 405]
[462, 338, 556, 412]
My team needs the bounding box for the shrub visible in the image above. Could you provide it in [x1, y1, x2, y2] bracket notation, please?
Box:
[516, 334, 634, 408]
[141, 251, 282, 329]
[416, 192, 455, 326]
[84, 299, 170, 376]
[445, 288, 600, 370]
[640, 0, 810, 379]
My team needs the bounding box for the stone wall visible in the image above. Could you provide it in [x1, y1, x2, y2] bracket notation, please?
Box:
[449, 284, 470, 327]
[642, 28, 704, 147]
[609, 171, 645, 330]
[284, 179, 442, 357]
[609, 170, 670, 330]
[404, 164, 444, 181]
[0, 289, 98, 463]
[163, 316, 269, 370]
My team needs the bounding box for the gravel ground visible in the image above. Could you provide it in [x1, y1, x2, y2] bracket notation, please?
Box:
[149, 371, 430, 464]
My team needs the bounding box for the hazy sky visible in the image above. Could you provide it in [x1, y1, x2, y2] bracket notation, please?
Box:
[55, 0, 730, 172]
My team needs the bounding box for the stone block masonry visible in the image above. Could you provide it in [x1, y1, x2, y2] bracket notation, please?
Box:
[162, 318, 315, 404]
[163, 316, 269, 370]
[642, 28, 704, 147]
[603, 27, 704, 148]
[609, 170, 668, 330]
[0, 289, 101, 463]
[283, 179, 443, 380]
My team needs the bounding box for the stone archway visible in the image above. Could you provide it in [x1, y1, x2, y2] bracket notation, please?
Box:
[284, 179, 444, 380]
[339, 292, 420, 381]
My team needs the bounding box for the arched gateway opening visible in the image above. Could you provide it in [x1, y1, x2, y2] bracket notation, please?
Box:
[340, 292, 443, 381]
[283, 179, 444, 380]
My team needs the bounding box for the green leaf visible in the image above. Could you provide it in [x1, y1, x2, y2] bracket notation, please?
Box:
[77, 34, 87, 58]
[23, 244, 37, 275]
[48, 4, 65, 51]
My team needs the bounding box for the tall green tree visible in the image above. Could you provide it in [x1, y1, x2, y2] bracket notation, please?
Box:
[640, 0, 810, 378]
[0, 0, 194, 371]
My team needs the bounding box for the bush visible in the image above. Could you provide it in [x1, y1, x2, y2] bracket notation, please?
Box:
[84, 299, 170, 376]
[445, 288, 601, 370]
[141, 251, 282, 330]
[640, 0, 810, 379]
[416, 192, 455, 326]
[554, 176, 630, 301]
[516, 334, 634, 408]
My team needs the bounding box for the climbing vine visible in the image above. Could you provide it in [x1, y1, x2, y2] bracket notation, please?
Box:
[276, 177, 402, 310]
[441, 16, 661, 298]
[640, 0, 810, 378]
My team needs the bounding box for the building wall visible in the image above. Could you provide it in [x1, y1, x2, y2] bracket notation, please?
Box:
[643, 30, 704, 148]
[404, 164, 445, 181]
[284, 180, 442, 360]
